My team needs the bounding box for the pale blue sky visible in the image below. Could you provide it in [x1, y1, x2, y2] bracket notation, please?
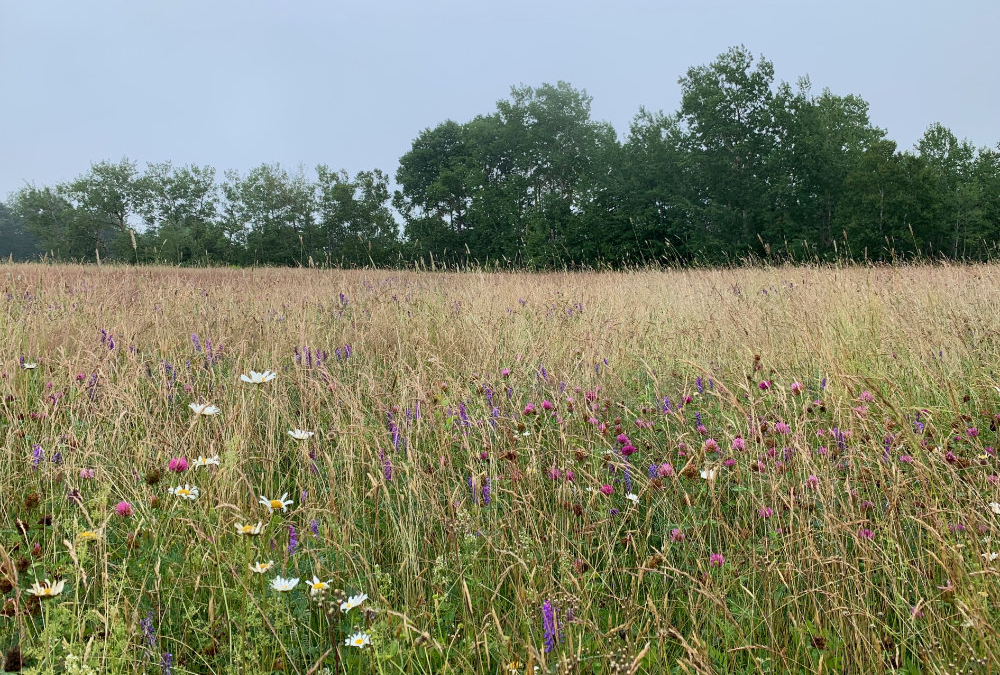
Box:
[1, 0, 998, 199]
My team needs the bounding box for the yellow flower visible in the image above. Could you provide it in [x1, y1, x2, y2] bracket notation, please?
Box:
[307, 575, 332, 596]
[76, 531, 100, 542]
[27, 578, 65, 598]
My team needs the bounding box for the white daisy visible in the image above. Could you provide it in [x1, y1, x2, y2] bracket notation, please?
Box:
[168, 484, 199, 500]
[27, 578, 65, 598]
[288, 429, 315, 441]
[625, 492, 639, 505]
[240, 370, 277, 384]
[344, 631, 371, 648]
[189, 402, 221, 416]
[984, 552, 999, 562]
[249, 561, 274, 574]
[700, 467, 717, 481]
[340, 592, 369, 612]
[307, 575, 332, 596]
[259, 493, 293, 513]
[270, 576, 299, 592]
[21, 362, 38, 370]
[192, 455, 220, 468]
[989, 502, 1000, 516]
[235, 522, 264, 535]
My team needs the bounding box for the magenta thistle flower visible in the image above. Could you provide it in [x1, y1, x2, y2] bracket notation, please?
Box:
[599, 484, 613, 496]
[790, 381, 804, 395]
[115, 501, 133, 517]
[731, 437, 746, 452]
[709, 553, 725, 567]
[168, 456, 188, 473]
[541, 400, 554, 411]
[758, 381, 771, 391]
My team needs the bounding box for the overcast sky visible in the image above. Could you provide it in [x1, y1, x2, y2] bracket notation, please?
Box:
[1, 0, 998, 200]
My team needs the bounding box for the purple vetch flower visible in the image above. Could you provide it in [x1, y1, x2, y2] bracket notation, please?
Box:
[32, 444, 44, 468]
[482, 477, 491, 505]
[542, 600, 558, 653]
[288, 525, 298, 555]
[160, 652, 173, 675]
[623, 463, 632, 493]
[191, 334, 202, 352]
[309, 519, 319, 536]
[140, 611, 156, 647]
[50, 450, 63, 465]
[380, 448, 392, 481]
[300, 491, 307, 505]
[696, 377, 703, 394]
[663, 396, 671, 413]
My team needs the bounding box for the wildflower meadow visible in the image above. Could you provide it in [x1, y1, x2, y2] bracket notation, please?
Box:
[3, 263, 1000, 674]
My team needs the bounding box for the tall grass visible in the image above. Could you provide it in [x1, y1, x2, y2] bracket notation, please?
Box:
[2, 262, 999, 674]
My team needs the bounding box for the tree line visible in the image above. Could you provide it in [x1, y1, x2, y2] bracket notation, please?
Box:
[4, 46, 999, 268]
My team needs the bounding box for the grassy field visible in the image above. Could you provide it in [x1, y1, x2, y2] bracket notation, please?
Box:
[2, 263, 1000, 675]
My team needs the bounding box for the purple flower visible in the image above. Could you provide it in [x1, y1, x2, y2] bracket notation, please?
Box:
[709, 553, 725, 567]
[542, 600, 558, 653]
[288, 525, 298, 555]
[32, 444, 44, 468]
[309, 519, 320, 536]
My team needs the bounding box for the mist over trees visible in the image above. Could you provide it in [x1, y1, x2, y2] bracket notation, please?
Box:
[5, 46, 999, 267]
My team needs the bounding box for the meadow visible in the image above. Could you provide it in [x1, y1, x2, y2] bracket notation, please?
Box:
[2, 262, 1000, 675]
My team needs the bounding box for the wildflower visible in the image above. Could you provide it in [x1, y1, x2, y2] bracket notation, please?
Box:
[900, 454, 914, 464]
[340, 592, 369, 612]
[983, 552, 999, 562]
[249, 561, 274, 574]
[599, 484, 613, 496]
[270, 576, 299, 592]
[344, 631, 371, 648]
[168, 485, 199, 500]
[542, 600, 558, 653]
[541, 400, 554, 411]
[989, 502, 1000, 516]
[287, 525, 298, 555]
[758, 506, 774, 519]
[523, 403, 536, 415]
[240, 370, 276, 384]
[858, 528, 875, 539]
[259, 493, 293, 513]
[700, 467, 717, 481]
[288, 429, 314, 441]
[774, 422, 790, 435]
[501, 368, 511, 377]
[858, 390, 875, 403]
[27, 578, 65, 598]
[657, 463, 675, 477]
[115, 501, 133, 517]
[790, 381, 804, 395]
[31, 444, 44, 468]
[22, 361, 38, 370]
[192, 455, 220, 468]
[167, 457, 188, 473]
[703, 438, 719, 453]
[307, 575, 332, 596]
[76, 530, 99, 542]
[709, 553, 725, 567]
[189, 403, 220, 416]
[758, 380, 771, 391]
[625, 493, 639, 505]
[235, 522, 264, 536]
[806, 475, 819, 489]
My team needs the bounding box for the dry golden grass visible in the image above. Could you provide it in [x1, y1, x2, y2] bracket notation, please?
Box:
[2, 262, 1000, 674]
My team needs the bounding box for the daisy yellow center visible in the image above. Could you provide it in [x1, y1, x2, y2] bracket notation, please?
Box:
[241, 526, 256, 533]
[40, 588, 55, 596]
[177, 489, 191, 496]
[270, 500, 283, 509]
[312, 582, 327, 590]
[352, 637, 365, 646]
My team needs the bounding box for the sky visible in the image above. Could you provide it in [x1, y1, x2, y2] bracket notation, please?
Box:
[1, 0, 998, 200]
